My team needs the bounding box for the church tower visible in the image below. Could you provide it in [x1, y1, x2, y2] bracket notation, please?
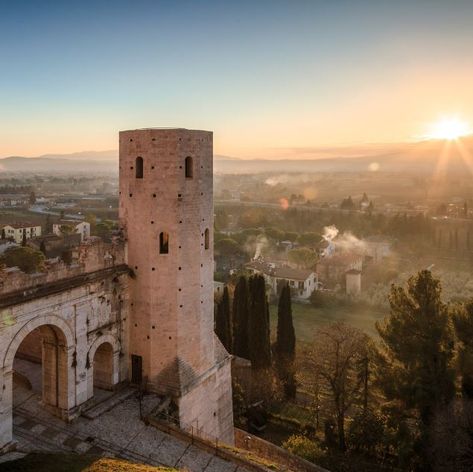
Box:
[119, 128, 233, 443]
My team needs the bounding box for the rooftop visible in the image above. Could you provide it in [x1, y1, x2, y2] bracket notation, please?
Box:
[246, 260, 314, 281]
[1, 222, 41, 229]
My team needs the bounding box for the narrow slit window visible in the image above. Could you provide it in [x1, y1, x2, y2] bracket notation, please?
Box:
[204, 228, 209, 250]
[159, 232, 169, 254]
[135, 156, 144, 179]
[185, 156, 193, 178]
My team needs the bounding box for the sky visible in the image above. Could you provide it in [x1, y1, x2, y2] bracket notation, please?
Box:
[1, 0, 473, 158]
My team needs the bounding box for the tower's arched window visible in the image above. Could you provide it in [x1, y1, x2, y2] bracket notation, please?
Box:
[204, 228, 209, 250]
[135, 157, 143, 179]
[159, 232, 169, 254]
[185, 156, 193, 179]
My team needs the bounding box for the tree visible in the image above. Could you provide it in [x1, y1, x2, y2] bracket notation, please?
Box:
[248, 275, 271, 369]
[275, 283, 296, 398]
[214, 238, 243, 256]
[215, 286, 232, 352]
[453, 301, 473, 398]
[95, 221, 113, 241]
[0, 246, 45, 273]
[304, 322, 369, 451]
[60, 224, 74, 235]
[376, 271, 455, 450]
[29, 191, 36, 205]
[297, 232, 321, 247]
[340, 196, 355, 210]
[45, 214, 52, 233]
[265, 227, 285, 242]
[275, 284, 296, 359]
[287, 248, 317, 269]
[232, 276, 250, 359]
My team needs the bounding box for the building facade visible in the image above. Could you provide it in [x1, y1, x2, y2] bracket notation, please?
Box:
[1, 223, 42, 244]
[246, 260, 318, 300]
[53, 221, 91, 242]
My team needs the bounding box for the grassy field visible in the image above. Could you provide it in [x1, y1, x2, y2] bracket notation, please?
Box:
[269, 301, 388, 343]
[1, 454, 177, 472]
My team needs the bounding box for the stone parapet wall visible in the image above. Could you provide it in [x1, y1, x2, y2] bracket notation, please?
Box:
[0, 238, 125, 296]
[234, 428, 329, 472]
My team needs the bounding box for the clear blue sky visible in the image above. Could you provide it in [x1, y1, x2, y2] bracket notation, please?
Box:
[1, 0, 473, 157]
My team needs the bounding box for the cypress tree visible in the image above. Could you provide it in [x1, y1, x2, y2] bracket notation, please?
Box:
[215, 286, 232, 352]
[248, 274, 271, 369]
[232, 276, 250, 358]
[275, 283, 295, 359]
[275, 283, 296, 397]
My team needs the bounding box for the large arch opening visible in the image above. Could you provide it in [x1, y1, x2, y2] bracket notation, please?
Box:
[12, 324, 70, 412]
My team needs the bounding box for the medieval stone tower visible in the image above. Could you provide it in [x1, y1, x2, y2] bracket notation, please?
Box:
[119, 128, 234, 444]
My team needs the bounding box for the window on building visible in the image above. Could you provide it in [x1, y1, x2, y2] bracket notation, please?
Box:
[135, 156, 144, 179]
[159, 232, 169, 254]
[185, 156, 193, 178]
[204, 228, 209, 249]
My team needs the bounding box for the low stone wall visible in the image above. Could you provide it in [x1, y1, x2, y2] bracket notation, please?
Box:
[146, 416, 277, 472]
[235, 428, 329, 472]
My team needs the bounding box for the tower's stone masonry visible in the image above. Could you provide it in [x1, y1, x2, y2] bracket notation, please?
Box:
[119, 128, 234, 444]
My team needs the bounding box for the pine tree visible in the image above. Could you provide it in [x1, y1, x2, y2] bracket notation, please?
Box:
[215, 286, 232, 352]
[453, 301, 473, 398]
[376, 270, 455, 427]
[275, 283, 296, 397]
[248, 275, 271, 369]
[232, 276, 250, 358]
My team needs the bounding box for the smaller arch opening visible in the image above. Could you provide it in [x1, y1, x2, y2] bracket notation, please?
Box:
[135, 156, 144, 179]
[204, 228, 210, 250]
[159, 232, 169, 254]
[185, 156, 193, 179]
[93, 342, 114, 391]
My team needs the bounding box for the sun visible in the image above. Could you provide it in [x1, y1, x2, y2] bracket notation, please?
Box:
[425, 116, 472, 140]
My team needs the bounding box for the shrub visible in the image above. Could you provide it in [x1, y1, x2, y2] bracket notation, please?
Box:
[282, 434, 323, 463]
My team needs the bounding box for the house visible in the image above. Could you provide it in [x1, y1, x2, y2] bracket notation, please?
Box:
[345, 268, 362, 295]
[53, 220, 90, 242]
[1, 223, 42, 244]
[0, 194, 29, 208]
[246, 259, 317, 300]
[362, 235, 392, 262]
[28, 233, 82, 259]
[316, 252, 363, 287]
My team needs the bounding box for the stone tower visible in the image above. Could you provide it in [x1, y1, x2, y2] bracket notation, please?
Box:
[119, 128, 234, 444]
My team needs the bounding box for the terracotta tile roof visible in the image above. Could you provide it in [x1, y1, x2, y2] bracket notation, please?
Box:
[246, 260, 314, 281]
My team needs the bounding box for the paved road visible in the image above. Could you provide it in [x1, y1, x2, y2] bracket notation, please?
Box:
[12, 382, 246, 472]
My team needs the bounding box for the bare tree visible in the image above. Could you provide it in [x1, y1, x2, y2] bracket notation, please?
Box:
[303, 322, 370, 451]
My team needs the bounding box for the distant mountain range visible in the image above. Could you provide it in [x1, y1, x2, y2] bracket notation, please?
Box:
[2, 137, 473, 175]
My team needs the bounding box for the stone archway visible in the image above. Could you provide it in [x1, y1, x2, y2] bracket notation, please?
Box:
[86, 334, 121, 398]
[0, 315, 75, 448]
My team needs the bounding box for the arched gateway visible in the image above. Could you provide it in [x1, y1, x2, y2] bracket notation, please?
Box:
[0, 240, 128, 450]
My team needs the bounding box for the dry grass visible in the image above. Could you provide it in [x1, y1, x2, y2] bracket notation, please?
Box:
[1, 453, 178, 472]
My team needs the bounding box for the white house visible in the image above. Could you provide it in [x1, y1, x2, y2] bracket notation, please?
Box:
[1, 223, 42, 244]
[246, 259, 317, 300]
[53, 220, 90, 242]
